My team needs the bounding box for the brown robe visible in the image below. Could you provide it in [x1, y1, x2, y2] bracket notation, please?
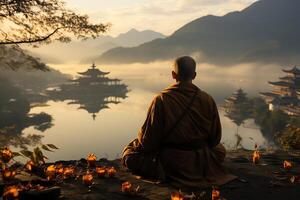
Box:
[122, 82, 235, 188]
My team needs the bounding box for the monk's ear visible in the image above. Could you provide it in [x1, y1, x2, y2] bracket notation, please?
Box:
[192, 72, 197, 80]
[172, 71, 178, 80]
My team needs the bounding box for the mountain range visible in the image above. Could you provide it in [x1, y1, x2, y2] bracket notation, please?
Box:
[26, 29, 165, 64]
[97, 0, 300, 66]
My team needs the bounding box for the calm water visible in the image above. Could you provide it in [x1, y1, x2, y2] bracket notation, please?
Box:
[21, 61, 282, 161]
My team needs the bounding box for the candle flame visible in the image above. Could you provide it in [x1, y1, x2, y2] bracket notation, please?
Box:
[283, 160, 292, 170]
[122, 181, 132, 193]
[63, 166, 75, 178]
[46, 165, 56, 180]
[87, 154, 97, 167]
[252, 150, 260, 164]
[25, 160, 34, 171]
[82, 172, 94, 186]
[171, 191, 184, 200]
[107, 166, 116, 177]
[212, 188, 221, 200]
[1, 147, 13, 163]
[2, 168, 16, 180]
[3, 186, 20, 199]
[96, 167, 106, 177]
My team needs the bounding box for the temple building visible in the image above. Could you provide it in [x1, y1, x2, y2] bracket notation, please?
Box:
[70, 63, 122, 86]
[223, 88, 252, 126]
[260, 66, 300, 116]
[46, 63, 128, 120]
[224, 88, 250, 113]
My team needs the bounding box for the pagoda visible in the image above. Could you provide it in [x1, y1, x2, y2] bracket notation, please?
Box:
[224, 88, 250, 113]
[223, 88, 252, 126]
[260, 66, 300, 116]
[70, 63, 122, 86]
[46, 63, 129, 120]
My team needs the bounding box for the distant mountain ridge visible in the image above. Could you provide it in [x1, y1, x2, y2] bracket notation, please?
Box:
[26, 29, 165, 64]
[97, 0, 300, 65]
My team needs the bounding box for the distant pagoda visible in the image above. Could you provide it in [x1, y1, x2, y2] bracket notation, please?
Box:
[46, 63, 129, 120]
[70, 63, 122, 86]
[260, 66, 300, 116]
[223, 88, 252, 126]
[224, 89, 251, 113]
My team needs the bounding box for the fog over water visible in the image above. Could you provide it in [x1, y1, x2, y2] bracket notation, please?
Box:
[22, 61, 284, 161]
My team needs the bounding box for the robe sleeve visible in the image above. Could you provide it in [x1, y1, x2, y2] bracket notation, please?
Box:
[137, 95, 165, 153]
[208, 99, 222, 147]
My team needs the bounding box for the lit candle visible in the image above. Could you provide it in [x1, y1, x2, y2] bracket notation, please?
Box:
[121, 181, 132, 193]
[1, 147, 13, 163]
[96, 167, 106, 178]
[2, 168, 16, 181]
[55, 164, 64, 175]
[25, 160, 34, 171]
[3, 186, 20, 199]
[283, 160, 292, 170]
[252, 150, 260, 164]
[171, 191, 184, 200]
[107, 167, 116, 177]
[63, 167, 75, 179]
[82, 172, 94, 186]
[46, 165, 56, 180]
[212, 188, 221, 200]
[86, 154, 97, 167]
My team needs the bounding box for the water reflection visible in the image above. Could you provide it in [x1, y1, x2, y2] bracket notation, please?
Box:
[47, 63, 129, 120]
[0, 77, 53, 148]
[222, 89, 253, 149]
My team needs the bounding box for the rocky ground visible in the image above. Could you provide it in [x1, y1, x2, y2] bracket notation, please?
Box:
[1, 150, 300, 200]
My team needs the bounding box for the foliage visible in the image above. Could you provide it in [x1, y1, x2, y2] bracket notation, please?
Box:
[276, 125, 300, 150]
[0, 0, 110, 45]
[251, 97, 269, 125]
[20, 144, 59, 165]
[0, 45, 48, 70]
[251, 97, 300, 150]
[251, 97, 291, 138]
[0, 144, 58, 168]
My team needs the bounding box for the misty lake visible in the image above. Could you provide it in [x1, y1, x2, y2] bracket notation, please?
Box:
[20, 61, 283, 161]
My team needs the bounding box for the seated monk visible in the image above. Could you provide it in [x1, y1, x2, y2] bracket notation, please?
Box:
[122, 56, 235, 188]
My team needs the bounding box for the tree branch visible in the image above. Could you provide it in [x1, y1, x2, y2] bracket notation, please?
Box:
[0, 27, 61, 45]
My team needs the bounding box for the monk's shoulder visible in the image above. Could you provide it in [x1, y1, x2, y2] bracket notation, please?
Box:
[199, 90, 217, 106]
[151, 93, 164, 105]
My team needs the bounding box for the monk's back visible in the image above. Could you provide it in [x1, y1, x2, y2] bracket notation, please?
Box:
[159, 82, 220, 146]
[159, 82, 228, 187]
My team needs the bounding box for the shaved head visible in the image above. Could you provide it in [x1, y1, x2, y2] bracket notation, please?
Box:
[173, 56, 196, 81]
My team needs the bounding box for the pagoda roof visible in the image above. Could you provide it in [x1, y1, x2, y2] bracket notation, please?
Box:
[268, 81, 292, 87]
[70, 76, 111, 82]
[78, 63, 110, 76]
[260, 92, 279, 98]
[282, 66, 300, 74]
[233, 88, 247, 95]
[279, 76, 300, 81]
[109, 78, 121, 81]
[224, 88, 248, 103]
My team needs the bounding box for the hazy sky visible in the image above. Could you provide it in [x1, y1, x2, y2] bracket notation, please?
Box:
[66, 0, 257, 36]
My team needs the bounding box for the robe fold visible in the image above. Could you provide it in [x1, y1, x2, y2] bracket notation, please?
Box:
[122, 82, 236, 188]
